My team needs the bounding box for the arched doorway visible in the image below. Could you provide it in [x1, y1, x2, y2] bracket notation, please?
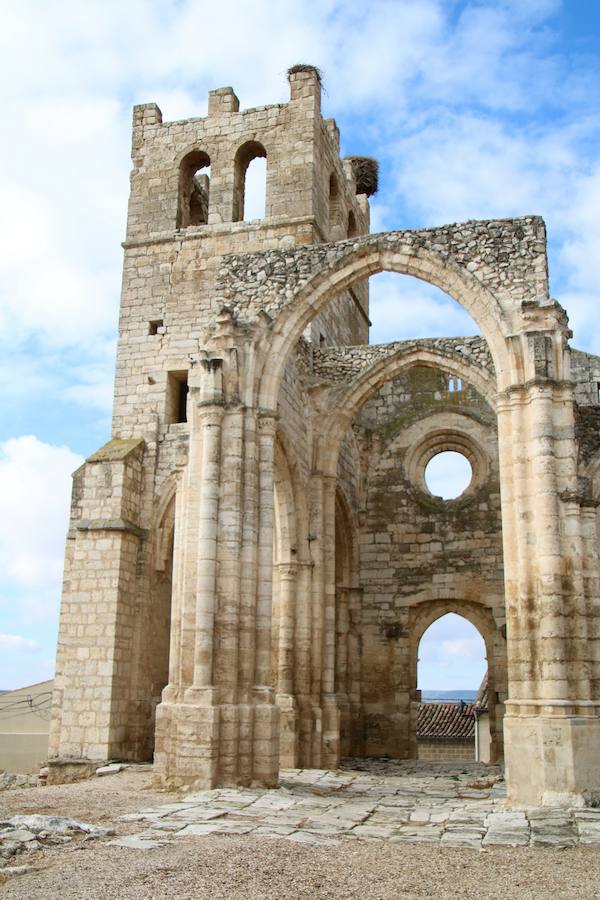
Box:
[415, 612, 487, 762]
[128, 485, 175, 761]
[409, 600, 505, 763]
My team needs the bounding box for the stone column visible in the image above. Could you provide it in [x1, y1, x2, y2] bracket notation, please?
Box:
[304, 473, 340, 769]
[500, 380, 600, 806]
[153, 399, 224, 789]
[347, 586, 364, 756]
[335, 586, 351, 756]
[321, 474, 340, 768]
[294, 561, 314, 768]
[154, 401, 281, 790]
[212, 405, 245, 783]
[276, 561, 299, 766]
[583, 504, 600, 702]
[236, 407, 259, 782]
[251, 412, 280, 785]
[189, 405, 225, 693]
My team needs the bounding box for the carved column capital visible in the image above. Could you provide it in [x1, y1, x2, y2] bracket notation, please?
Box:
[277, 561, 299, 580]
[257, 409, 278, 435]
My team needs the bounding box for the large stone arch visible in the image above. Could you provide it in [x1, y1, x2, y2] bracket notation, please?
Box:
[254, 231, 531, 410]
[316, 345, 497, 476]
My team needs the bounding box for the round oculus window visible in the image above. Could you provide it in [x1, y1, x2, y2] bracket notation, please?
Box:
[424, 450, 473, 500]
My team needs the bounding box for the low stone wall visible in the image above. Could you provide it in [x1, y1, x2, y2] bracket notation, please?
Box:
[0, 771, 40, 790]
[417, 739, 475, 761]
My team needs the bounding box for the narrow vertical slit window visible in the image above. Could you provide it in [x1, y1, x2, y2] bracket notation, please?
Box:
[348, 210, 358, 238]
[166, 371, 189, 424]
[329, 173, 340, 237]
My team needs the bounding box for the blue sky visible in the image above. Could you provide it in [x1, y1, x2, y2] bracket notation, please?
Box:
[0, 0, 599, 690]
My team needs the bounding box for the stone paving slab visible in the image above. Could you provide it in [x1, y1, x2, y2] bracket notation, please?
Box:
[111, 759, 600, 851]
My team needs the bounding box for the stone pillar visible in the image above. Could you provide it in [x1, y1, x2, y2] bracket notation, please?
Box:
[154, 401, 280, 790]
[153, 400, 225, 789]
[295, 561, 314, 768]
[583, 504, 600, 702]
[335, 586, 351, 756]
[251, 412, 280, 785]
[190, 406, 225, 691]
[321, 475, 340, 768]
[347, 586, 364, 756]
[276, 561, 299, 767]
[304, 473, 340, 768]
[48, 438, 145, 782]
[500, 381, 600, 806]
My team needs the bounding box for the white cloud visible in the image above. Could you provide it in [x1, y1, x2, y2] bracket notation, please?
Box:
[440, 638, 485, 661]
[418, 613, 487, 689]
[386, 111, 600, 349]
[0, 634, 42, 653]
[369, 273, 478, 344]
[0, 436, 83, 594]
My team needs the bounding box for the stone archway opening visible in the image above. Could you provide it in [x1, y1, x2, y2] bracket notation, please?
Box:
[368, 271, 480, 345]
[415, 613, 487, 763]
[252, 241, 510, 776]
[132, 490, 175, 761]
[325, 357, 503, 766]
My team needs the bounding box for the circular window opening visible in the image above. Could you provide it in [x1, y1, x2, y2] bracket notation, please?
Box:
[424, 451, 473, 500]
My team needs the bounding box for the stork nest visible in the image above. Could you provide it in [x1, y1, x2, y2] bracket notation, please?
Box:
[287, 64, 323, 85]
[345, 156, 379, 197]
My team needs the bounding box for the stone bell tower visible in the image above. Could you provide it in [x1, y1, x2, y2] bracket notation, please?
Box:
[48, 65, 376, 786]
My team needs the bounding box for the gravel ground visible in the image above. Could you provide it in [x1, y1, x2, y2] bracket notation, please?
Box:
[0, 768, 180, 832]
[2, 768, 600, 899]
[3, 833, 600, 899]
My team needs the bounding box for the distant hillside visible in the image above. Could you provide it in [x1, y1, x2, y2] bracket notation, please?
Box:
[421, 690, 477, 702]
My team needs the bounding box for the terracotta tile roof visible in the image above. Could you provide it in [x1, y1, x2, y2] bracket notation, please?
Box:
[416, 702, 475, 740]
[475, 672, 488, 711]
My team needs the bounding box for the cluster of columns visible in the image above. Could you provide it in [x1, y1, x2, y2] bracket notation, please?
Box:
[498, 365, 600, 805]
[153, 356, 366, 789]
[153, 362, 280, 788]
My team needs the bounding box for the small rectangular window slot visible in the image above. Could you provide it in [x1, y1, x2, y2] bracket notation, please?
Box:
[596, 382, 600, 404]
[166, 371, 189, 424]
[149, 319, 164, 335]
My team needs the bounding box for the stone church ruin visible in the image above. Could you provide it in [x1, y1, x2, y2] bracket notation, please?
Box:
[49, 66, 600, 807]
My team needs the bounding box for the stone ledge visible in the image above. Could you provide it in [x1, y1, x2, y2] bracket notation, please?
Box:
[86, 437, 145, 462]
[46, 758, 106, 785]
[76, 518, 147, 538]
